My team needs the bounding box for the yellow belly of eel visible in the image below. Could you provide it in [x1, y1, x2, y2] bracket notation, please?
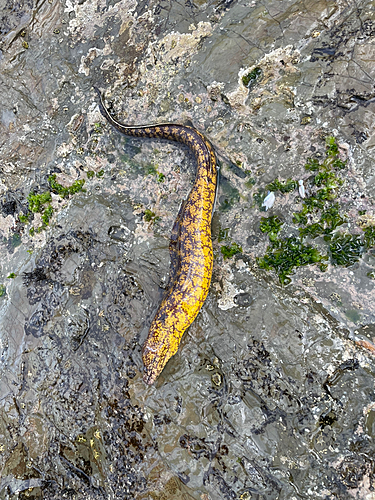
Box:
[95, 88, 217, 384]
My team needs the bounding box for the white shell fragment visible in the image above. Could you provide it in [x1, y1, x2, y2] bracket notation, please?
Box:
[262, 191, 275, 211]
[298, 179, 306, 198]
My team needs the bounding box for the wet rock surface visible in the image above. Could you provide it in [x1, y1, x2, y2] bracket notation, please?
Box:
[0, 0, 375, 498]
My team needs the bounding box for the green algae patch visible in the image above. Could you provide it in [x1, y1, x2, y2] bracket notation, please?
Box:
[266, 178, 297, 194]
[221, 242, 242, 259]
[18, 172, 91, 237]
[11, 232, 21, 248]
[7, 273, 16, 279]
[25, 190, 55, 232]
[142, 162, 166, 183]
[364, 226, 375, 248]
[329, 234, 363, 267]
[146, 164, 158, 176]
[253, 190, 268, 210]
[48, 174, 86, 197]
[41, 206, 54, 226]
[144, 209, 160, 223]
[18, 213, 29, 223]
[242, 67, 262, 88]
[93, 122, 103, 134]
[217, 225, 242, 259]
[259, 216, 283, 242]
[298, 222, 324, 239]
[28, 191, 52, 213]
[320, 204, 346, 232]
[218, 228, 230, 242]
[0, 284, 6, 297]
[219, 178, 240, 212]
[256, 136, 370, 284]
[245, 177, 256, 189]
[257, 237, 327, 285]
[345, 309, 361, 323]
[296, 202, 347, 238]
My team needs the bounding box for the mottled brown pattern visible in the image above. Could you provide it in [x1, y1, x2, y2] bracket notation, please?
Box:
[95, 88, 217, 384]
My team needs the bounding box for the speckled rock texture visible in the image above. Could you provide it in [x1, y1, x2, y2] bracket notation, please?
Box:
[0, 0, 375, 498]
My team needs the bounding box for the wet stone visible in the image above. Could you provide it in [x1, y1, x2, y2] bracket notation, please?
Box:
[234, 292, 253, 307]
[1, 0, 375, 498]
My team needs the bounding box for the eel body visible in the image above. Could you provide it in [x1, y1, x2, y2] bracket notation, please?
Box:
[95, 88, 217, 384]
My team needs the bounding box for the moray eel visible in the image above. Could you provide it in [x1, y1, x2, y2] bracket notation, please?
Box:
[95, 88, 217, 385]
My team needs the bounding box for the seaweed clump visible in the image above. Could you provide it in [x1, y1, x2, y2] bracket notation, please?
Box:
[259, 215, 283, 242]
[18, 173, 90, 236]
[221, 242, 243, 260]
[48, 174, 85, 198]
[258, 236, 327, 285]
[329, 234, 363, 267]
[26, 191, 54, 234]
[242, 67, 262, 89]
[218, 227, 242, 259]
[266, 178, 297, 194]
[257, 136, 374, 284]
[363, 226, 375, 248]
[144, 209, 160, 223]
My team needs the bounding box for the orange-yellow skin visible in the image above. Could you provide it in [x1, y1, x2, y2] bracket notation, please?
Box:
[96, 88, 217, 384]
